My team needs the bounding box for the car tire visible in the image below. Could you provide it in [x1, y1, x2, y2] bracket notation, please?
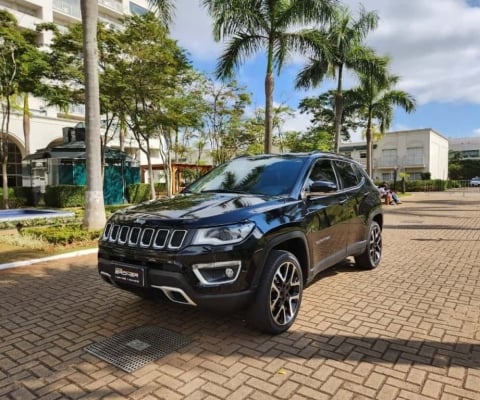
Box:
[247, 250, 303, 334]
[355, 221, 382, 269]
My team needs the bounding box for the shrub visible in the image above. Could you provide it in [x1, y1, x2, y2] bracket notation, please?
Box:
[22, 224, 102, 245]
[13, 187, 35, 206]
[126, 183, 150, 204]
[44, 185, 85, 207]
[0, 187, 29, 208]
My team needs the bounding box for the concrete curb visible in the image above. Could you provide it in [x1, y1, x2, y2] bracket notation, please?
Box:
[0, 248, 98, 271]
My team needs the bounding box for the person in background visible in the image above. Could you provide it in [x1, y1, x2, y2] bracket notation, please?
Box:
[379, 182, 402, 205]
[378, 184, 394, 205]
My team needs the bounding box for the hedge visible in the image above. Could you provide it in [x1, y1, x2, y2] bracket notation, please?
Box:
[126, 183, 167, 204]
[44, 185, 85, 208]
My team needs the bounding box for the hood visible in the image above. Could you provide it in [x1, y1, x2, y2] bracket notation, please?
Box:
[112, 193, 293, 227]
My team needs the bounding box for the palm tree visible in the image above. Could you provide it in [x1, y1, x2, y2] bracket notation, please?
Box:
[351, 64, 416, 177]
[202, 0, 337, 154]
[80, 0, 106, 230]
[295, 5, 381, 153]
[147, 0, 175, 28]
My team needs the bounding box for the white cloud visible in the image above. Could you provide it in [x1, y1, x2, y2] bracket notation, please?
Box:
[473, 128, 480, 136]
[170, 0, 221, 60]
[342, 0, 480, 104]
[171, 0, 480, 109]
[282, 110, 311, 132]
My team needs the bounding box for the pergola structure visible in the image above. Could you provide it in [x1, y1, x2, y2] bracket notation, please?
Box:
[140, 163, 213, 194]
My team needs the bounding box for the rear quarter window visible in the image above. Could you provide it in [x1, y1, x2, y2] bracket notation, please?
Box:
[334, 161, 362, 189]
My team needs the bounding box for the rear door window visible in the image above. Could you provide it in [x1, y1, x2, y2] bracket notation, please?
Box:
[333, 161, 361, 189]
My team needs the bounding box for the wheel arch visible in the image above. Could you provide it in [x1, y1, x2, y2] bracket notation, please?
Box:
[263, 232, 310, 285]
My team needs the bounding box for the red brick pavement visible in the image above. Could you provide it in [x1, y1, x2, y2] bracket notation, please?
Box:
[1, 192, 479, 399]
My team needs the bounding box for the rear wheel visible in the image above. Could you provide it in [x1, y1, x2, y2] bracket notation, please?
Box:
[355, 221, 382, 269]
[247, 250, 303, 334]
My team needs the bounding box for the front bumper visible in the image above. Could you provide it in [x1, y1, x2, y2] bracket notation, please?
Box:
[97, 240, 261, 311]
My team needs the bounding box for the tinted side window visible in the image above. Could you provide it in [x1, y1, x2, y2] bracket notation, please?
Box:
[334, 161, 361, 189]
[307, 159, 337, 186]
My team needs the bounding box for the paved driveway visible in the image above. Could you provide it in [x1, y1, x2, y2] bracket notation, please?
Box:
[1, 192, 479, 400]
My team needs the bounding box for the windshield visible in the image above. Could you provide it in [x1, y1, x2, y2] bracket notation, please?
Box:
[185, 155, 306, 196]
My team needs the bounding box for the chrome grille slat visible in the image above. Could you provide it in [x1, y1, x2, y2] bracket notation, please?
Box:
[153, 229, 169, 249]
[104, 225, 187, 250]
[140, 228, 155, 247]
[169, 230, 187, 249]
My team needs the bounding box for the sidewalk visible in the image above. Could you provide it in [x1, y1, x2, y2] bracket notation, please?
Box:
[0, 192, 479, 399]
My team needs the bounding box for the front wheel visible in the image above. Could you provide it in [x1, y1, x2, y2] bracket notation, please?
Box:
[247, 250, 303, 334]
[355, 221, 382, 269]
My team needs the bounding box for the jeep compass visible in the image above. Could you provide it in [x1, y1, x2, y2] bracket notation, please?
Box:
[98, 153, 383, 334]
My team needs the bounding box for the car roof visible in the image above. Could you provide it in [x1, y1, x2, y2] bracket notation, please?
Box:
[234, 151, 351, 162]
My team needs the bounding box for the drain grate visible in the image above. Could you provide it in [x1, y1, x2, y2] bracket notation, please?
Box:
[85, 325, 190, 372]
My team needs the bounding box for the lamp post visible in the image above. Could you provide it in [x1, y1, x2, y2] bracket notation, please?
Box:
[393, 166, 398, 191]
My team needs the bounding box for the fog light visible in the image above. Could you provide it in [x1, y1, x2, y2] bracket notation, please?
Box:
[192, 261, 241, 286]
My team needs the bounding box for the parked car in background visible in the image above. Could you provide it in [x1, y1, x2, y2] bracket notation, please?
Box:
[97, 152, 383, 334]
[470, 177, 480, 186]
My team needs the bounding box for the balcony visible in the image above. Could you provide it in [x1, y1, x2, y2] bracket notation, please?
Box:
[375, 156, 426, 169]
[99, 0, 124, 17]
[53, 0, 81, 21]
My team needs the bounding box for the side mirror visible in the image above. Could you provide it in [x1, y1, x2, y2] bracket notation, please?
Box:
[309, 180, 337, 193]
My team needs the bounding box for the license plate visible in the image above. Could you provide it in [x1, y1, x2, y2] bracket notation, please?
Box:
[113, 263, 146, 287]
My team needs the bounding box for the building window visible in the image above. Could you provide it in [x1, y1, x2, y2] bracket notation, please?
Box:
[53, 0, 81, 19]
[7, 142, 22, 187]
[70, 104, 85, 115]
[461, 150, 479, 158]
[409, 172, 423, 180]
[406, 147, 424, 165]
[130, 2, 148, 15]
[382, 173, 393, 182]
[359, 152, 366, 159]
[381, 149, 397, 167]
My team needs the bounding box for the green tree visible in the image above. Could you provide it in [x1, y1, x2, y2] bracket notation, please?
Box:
[298, 89, 363, 147]
[0, 10, 46, 207]
[295, 5, 381, 153]
[351, 64, 416, 176]
[285, 129, 332, 152]
[201, 78, 251, 165]
[113, 13, 192, 199]
[81, 0, 106, 229]
[202, 0, 337, 154]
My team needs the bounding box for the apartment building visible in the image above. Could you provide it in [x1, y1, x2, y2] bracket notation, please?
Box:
[0, 0, 150, 186]
[339, 128, 450, 181]
[449, 136, 480, 160]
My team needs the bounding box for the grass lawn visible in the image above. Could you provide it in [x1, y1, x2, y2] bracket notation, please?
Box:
[0, 232, 98, 264]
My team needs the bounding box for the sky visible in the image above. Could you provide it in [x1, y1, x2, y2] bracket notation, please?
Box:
[170, 0, 480, 142]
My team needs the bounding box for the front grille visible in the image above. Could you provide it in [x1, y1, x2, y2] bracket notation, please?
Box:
[102, 223, 187, 250]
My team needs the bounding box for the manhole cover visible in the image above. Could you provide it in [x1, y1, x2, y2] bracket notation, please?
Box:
[85, 325, 190, 372]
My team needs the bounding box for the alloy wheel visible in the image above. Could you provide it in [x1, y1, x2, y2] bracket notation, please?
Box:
[269, 261, 301, 326]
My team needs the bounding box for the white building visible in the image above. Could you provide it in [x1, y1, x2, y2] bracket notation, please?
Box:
[449, 137, 480, 160]
[339, 128, 450, 181]
[0, 0, 152, 187]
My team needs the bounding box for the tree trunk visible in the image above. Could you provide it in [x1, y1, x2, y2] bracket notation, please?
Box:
[1, 97, 12, 209]
[81, 0, 106, 230]
[1, 157, 7, 209]
[333, 92, 343, 153]
[147, 155, 155, 200]
[23, 95, 31, 156]
[264, 72, 274, 154]
[333, 65, 344, 153]
[366, 111, 373, 177]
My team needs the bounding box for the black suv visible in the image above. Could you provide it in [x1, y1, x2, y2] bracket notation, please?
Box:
[98, 153, 383, 333]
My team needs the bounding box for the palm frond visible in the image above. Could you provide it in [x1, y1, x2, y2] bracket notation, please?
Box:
[216, 34, 264, 80]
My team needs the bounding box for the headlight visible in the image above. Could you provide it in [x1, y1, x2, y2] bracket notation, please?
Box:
[192, 222, 255, 245]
